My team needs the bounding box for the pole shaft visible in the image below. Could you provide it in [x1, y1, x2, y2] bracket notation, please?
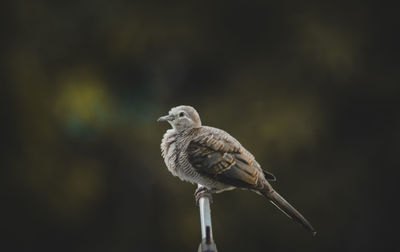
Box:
[197, 185, 218, 252]
[198, 185, 213, 240]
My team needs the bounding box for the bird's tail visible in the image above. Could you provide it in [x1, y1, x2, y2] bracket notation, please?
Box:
[260, 188, 316, 236]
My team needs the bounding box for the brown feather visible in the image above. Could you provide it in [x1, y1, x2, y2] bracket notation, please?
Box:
[187, 128, 263, 189]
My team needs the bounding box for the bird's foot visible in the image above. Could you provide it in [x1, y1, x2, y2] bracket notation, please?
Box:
[195, 187, 213, 205]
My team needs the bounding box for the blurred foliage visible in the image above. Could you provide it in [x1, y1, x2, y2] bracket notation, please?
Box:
[1, 0, 399, 252]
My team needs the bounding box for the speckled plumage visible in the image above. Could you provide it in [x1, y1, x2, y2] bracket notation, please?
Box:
[161, 125, 260, 192]
[158, 105, 316, 235]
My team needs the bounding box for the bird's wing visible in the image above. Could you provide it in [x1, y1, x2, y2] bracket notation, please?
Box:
[187, 127, 264, 188]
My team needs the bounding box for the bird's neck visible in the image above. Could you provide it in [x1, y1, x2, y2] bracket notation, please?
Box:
[173, 125, 192, 133]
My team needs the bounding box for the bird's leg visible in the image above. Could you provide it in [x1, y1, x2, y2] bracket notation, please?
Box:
[195, 186, 213, 205]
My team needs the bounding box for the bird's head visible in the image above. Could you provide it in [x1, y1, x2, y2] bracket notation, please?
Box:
[157, 105, 202, 131]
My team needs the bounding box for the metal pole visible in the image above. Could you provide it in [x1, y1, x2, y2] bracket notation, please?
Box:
[197, 185, 218, 252]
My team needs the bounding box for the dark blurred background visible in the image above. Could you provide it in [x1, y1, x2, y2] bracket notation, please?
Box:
[1, 1, 399, 251]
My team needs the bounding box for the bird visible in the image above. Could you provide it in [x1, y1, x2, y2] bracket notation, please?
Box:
[158, 105, 316, 235]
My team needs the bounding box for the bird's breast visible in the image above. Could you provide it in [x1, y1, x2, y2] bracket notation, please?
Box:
[161, 130, 179, 176]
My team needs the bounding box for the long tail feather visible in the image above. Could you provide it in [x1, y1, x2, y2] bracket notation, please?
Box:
[261, 188, 316, 236]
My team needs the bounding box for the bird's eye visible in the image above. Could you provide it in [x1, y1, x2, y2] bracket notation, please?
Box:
[179, 112, 185, 117]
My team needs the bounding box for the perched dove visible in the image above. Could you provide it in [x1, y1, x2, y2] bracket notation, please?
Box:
[158, 105, 316, 235]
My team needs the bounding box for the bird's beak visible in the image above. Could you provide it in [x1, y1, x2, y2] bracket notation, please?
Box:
[157, 114, 174, 122]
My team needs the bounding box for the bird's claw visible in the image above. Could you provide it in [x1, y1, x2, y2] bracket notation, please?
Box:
[195, 187, 213, 205]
